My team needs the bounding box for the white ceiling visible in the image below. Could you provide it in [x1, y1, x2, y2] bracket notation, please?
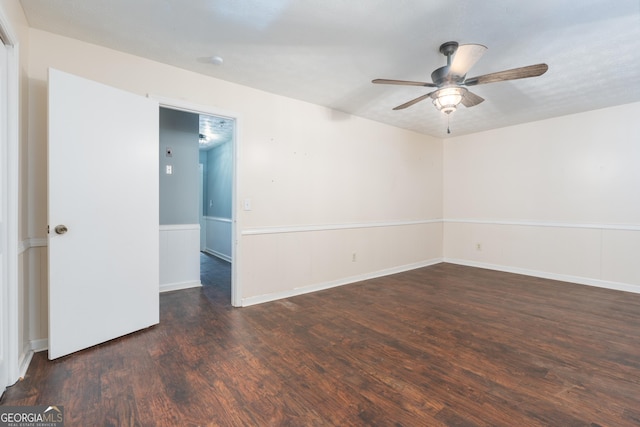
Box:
[19, 0, 640, 138]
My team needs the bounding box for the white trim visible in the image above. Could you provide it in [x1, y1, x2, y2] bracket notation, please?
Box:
[30, 339, 48, 353]
[241, 258, 442, 307]
[159, 224, 200, 231]
[18, 238, 48, 254]
[203, 248, 232, 263]
[444, 258, 640, 295]
[18, 350, 32, 379]
[239, 217, 639, 237]
[159, 280, 202, 293]
[17, 338, 49, 379]
[17, 335, 48, 377]
[204, 216, 232, 223]
[151, 95, 240, 307]
[444, 218, 640, 232]
[29, 238, 48, 247]
[0, 5, 20, 392]
[242, 219, 442, 236]
[151, 95, 241, 122]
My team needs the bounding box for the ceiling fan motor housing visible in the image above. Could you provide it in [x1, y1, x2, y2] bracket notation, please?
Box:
[432, 41, 465, 86]
[431, 66, 452, 86]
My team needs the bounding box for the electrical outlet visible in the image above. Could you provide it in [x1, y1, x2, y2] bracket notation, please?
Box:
[352, 253, 357, 262]
[476, 243, 482, 251]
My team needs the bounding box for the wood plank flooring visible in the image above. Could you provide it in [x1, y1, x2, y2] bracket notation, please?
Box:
[2, 262, 640, 426]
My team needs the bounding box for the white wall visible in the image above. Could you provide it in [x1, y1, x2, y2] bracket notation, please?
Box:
[444, 102, 640, 292]
[25, 28, 442, 320]
[157, 108, 201, 291]
[205, 140, 232, 219]
[159, 107, 200, 225]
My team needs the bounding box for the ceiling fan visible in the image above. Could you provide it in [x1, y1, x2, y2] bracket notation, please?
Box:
[372, 41, 548, 119]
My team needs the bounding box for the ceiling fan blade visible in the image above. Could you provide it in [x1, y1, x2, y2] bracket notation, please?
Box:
[449, 44, 487, 77]
[464, 63, 549, 86]
[392, 92, 435, 110]
[461, 90, 484, 107]
[372, 78, 437, 87]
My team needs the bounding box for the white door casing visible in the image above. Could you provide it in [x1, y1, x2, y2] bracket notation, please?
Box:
[0, 35, 8, 392]
[48, 68, 159, 359]
[199, 163, 206, 252]
[155, 97, 240, 306]
[0, 7, 19, 391]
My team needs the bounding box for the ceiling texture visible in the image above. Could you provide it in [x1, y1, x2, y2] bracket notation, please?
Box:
[199, 114, 234, 150]
[19, 0, 640, 138]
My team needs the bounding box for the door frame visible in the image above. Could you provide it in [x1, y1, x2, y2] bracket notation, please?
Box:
[152, 96, 241, 307]
[0, 7, 20, 391]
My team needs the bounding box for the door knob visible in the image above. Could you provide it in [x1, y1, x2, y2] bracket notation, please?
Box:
[55, 225, 68, 235]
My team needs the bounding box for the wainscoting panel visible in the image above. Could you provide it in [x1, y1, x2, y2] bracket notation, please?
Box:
[443, 220, 640, 294]
[159, 224, 201, 292]
[18, 240, 49, 377]
[601, 229, 640, 287]
[204, 216, 232, 262]
[239, 220, 444, 306]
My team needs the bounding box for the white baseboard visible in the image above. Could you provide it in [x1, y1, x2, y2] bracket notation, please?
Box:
[18, 347, 33, 380]
[30, 339, 48, 352]
[203, 248, 231, 263]
[18, 339, 48, 379]
[159, 280, 202, 293]
[241, 258, 443, 307]
[443, 258, 640, 295]
[241, 256, 640, 307]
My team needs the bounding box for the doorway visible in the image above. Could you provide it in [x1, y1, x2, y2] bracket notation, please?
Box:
[198, 113, 234, 294]
[158, 104, 236, 303]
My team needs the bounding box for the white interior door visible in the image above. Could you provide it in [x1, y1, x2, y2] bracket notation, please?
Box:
[48, 68, 159, 360]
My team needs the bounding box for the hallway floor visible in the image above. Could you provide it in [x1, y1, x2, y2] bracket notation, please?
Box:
[200, 251, 231, 302]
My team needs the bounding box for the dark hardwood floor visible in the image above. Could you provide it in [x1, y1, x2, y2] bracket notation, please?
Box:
[2, 262, 640, 426]
[199, 252, 231, 298]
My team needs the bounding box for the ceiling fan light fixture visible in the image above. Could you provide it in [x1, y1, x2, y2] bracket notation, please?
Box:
[432, 87, 467, 115]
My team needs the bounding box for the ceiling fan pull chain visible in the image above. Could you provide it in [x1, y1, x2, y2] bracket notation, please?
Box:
[447, 115, 451, 134]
